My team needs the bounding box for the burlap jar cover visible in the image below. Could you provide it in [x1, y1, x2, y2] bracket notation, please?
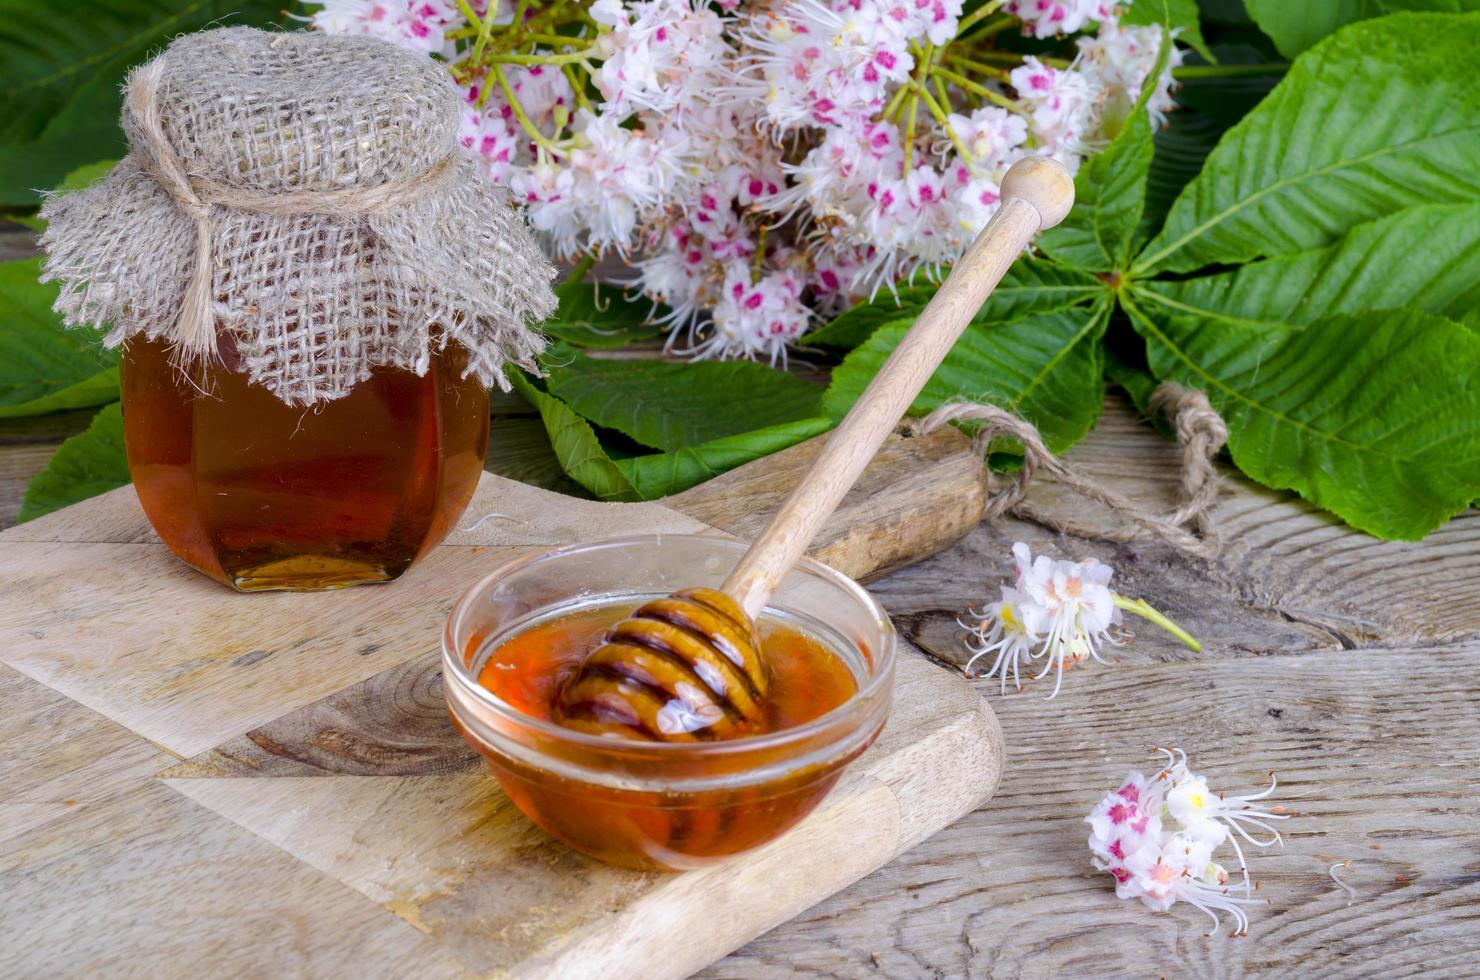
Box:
[40, 27, 557, 406]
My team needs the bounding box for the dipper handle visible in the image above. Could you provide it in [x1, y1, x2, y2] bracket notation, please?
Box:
[722, 157, 1075, 619]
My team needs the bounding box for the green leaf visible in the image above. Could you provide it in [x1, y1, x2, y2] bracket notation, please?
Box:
[0, 368, 120, 420]
[1142, 43, 1283, 237]
[483, 415, 590, 497]
[10, 158, 119, 233]
[1200, 0, 1252, 25]
[1122, 0, 1214, 61]
[1377, 0, 1480, 8]
[508, 372, 638, 501]
[0, 79, 123, 206]
[1134, 13, 1480, 276]
[545, 280, 662, 349]
[18, 403, 131, 522]
[544, 352, 823, 452]
[804, 284, 936, 350]
[1103, 341, 1161, 417]
[1038, 107, 1154, 272]
[0, 0, 287, 202]
[1243, 0, 1379, 57]
[1139, 204, 1480, 328]
[1122, 294, 1480, 539]
[54, 160, 119, 194]
[1244, 0, 1480, 57]
[512, 370, 832, 500]
[0, 258, 119, 417]
[823, 301, 1113, 454]
[805, 260, 1104, 349]
[614, 416, 834, 499]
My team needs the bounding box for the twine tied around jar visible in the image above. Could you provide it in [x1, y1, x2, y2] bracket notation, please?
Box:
[912, 384, 1230, 558]
[124, 58, 461, 365]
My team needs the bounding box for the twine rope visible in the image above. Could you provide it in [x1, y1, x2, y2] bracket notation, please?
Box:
[912, 383, 1229, 558]
[125, 58, 458, 362]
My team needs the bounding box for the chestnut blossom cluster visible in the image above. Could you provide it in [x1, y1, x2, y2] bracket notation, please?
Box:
[309, 0, 470, 53]
[309, 0, 1184, 362]
[1087, 749, 1291, 936]
[959, 542, 1199, 698]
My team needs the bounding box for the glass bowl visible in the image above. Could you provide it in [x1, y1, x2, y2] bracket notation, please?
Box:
[442, 534, 896, 870]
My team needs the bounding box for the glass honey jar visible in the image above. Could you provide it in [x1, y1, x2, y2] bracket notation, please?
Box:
[121, 334, 490, 590]
[38, 28, 555, 590]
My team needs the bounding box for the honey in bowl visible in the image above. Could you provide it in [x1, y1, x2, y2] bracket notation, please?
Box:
[480, 602, 858, 739]
[442, 534, 896, 871]
[459, 599, 866, 869]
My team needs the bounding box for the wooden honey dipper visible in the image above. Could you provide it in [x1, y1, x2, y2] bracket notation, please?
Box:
[556, 157, 1075, 741]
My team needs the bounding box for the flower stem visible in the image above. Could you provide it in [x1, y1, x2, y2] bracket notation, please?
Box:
[1172, 62, 1290, 79]
[468, 0, 504, 73]
[561, 62, 593, 112]
[521, 32, 589, 48]
[933, 66, 1016, 110]
[932, 72, 954, 119]
[451, 0, 483, 31]
[751, 223, 771, 284]
[955, 0, 1007, 37]
[563, 252, 595, 287]
[956, 16, 1014, 45]
[1113, 594, 1201, 652]
[492, 63, 564, 154]
[880, 82, 912, 123]
[903, 90, 919, 171]
[490, 48, 595, 65]
[945, 52, 1018, 78]
[914, 82, 972, 164]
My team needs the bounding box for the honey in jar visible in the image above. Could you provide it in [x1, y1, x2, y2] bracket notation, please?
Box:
[37, 28, 557, 592]
[121, 335, 489, 590]
[463, 599, 864, 869]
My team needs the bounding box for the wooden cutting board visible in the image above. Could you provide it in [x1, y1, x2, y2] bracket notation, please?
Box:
[0, 426, 1003, 979]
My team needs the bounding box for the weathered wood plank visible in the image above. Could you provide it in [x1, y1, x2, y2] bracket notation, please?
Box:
[1019, 399, 1480, 646]
[0, 663, 171, 843]
[667, 425, 987, 583]
[3, 385, 1476, 976]
[160, 651, 999, 978]
[0, 429, 1005, 977]
[0, 540, 537, 757]
[704, 397, 1479, 976]
[708, 641, 1480, 977]
[0, 780, 466, 978]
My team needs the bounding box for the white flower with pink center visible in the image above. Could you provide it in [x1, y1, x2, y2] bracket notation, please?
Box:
[808, 245, 873, 313]
[961, 542, 1200, 697]
[595, 0, 728, 113]
[1158, 747, 1290, 893]
[312, 0, 1191, 363]
[682, 261, 812, 363]
[1004, 0, 1112, 39]
[1078, 19, 1185, 130]
[458, 104, 522, 182]
[732, 1, 915, 132]
[1010, 56, 1100, 169]
[635, 220, 712, 330]
[1087, 750, 1284, 936]
[310, 0, 462, 54]
[1011, 541, 1121, 698]
[948, 106, 1030, 172]
[959, 587, 1040, 695]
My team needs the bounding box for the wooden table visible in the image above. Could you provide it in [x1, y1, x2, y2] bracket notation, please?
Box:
[3, 389, 1476, 974]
